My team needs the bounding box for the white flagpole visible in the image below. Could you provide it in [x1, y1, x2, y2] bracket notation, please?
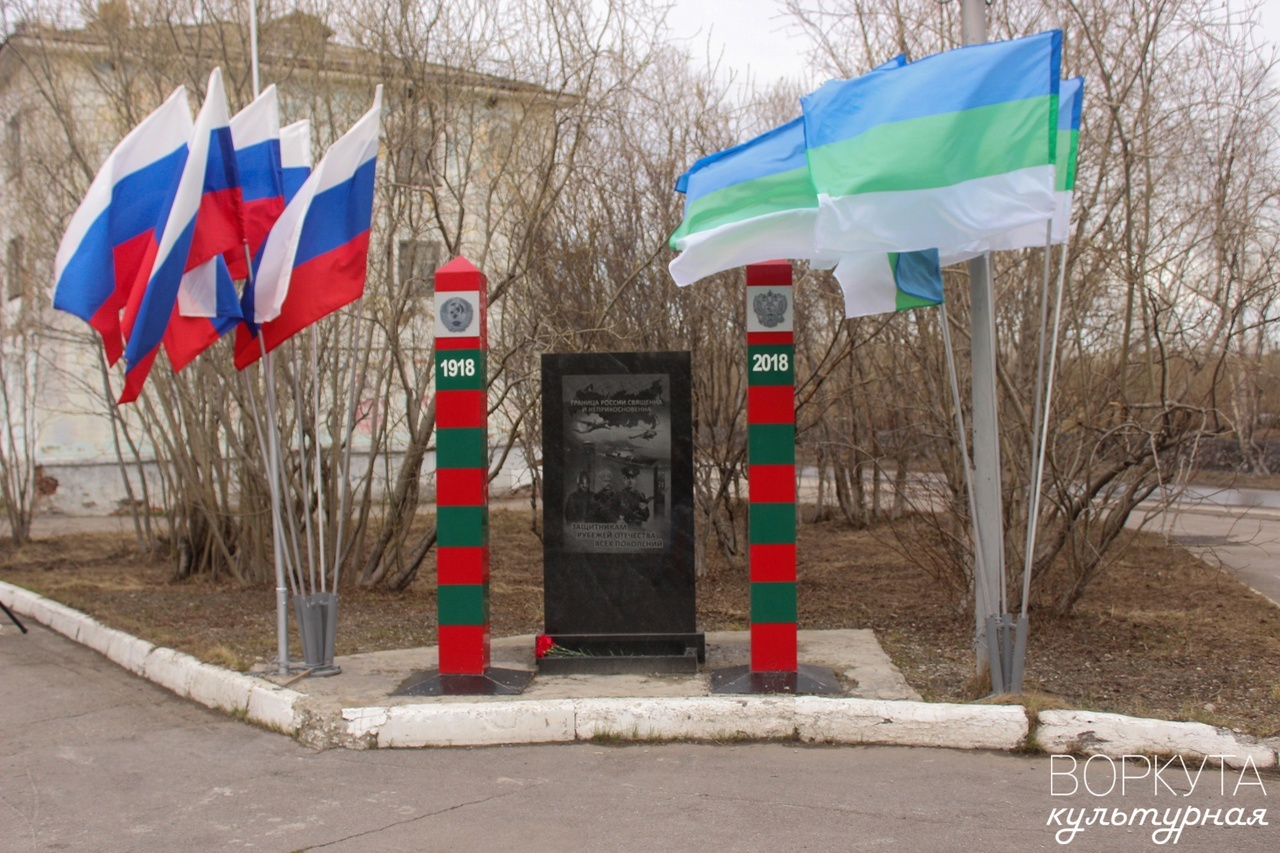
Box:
[248, 0, 294, 669]
[249, 0, 261, 98]
[311, 326, 328, 592]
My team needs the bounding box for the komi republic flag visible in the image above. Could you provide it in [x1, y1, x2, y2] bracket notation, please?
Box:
[668, 117, 837, 287]
[669, 113, 942, 318]
[668, 55, 911, 288]
[940, 75, 1084, 263]
[803, 30, 1062, 255]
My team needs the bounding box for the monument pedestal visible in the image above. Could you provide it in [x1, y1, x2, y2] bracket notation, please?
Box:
[393, 667, 533, 696]
[535, 632, 705, 675]
[709, 663, 842, 695]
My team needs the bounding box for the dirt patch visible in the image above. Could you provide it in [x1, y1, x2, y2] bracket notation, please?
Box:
[3, 510, 1278, 737]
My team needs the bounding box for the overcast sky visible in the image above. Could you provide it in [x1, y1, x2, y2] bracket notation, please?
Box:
[667, 0, 1280, 92]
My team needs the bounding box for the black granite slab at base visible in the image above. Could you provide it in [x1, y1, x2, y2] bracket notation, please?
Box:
[709, 664, 843, 695]
[535, 632, 705, 675]
[537, 651, 699, 675]
[392, 667, 533, 696]
[541, 352, 703, 662]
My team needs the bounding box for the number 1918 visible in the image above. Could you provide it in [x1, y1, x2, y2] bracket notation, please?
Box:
[440, 357, 476, 378]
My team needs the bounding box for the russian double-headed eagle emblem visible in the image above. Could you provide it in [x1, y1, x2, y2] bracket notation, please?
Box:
[753, 289, 788, 328]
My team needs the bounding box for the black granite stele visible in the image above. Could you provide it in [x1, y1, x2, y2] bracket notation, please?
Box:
[540, 352, 703, 674]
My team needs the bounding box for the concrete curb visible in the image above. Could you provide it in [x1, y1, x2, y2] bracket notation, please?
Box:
[1, 581, 305, 735]
[3, 579, 1278, 763]
[1037, 710, 1278, 770]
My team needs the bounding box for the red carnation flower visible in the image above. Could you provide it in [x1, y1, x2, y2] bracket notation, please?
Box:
[535, 634, 554, 658]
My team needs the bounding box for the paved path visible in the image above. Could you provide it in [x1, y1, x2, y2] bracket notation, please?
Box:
[1131, 502, 1280, 607]
[2, 624, 1275, 852]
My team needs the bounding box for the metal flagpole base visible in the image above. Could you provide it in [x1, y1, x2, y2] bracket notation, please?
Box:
[392, 667, 533, 696]
[710, 664, 842, 695]
[293, 592, 342, 677]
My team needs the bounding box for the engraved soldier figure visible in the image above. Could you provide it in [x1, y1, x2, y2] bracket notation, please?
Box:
[588, 470, 621, 522]
[564, 470, 593, 523]
[618, 466, 651, 526]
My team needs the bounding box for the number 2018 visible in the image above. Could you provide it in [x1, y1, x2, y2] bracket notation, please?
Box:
[752, 353, 789, 373]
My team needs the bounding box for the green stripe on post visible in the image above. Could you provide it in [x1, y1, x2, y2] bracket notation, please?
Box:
[438, 583, 489, 626]
[751, 582, 798, 624]
[748, 423, 795, 465]
[749, 503, 796, 545]
[437, 505, 488, 548]
[437, 428, 488, 469]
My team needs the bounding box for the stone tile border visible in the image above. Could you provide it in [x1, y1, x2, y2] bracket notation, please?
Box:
[4, 579, 1277, 764]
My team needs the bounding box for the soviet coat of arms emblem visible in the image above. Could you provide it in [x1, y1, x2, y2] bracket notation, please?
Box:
[439, 296, 475, 333]
[752, 289, 788, 328]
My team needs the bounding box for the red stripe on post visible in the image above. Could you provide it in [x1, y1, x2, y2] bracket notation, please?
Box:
[751, 622, 798, 671]
[745, 260, 793, 287]
[435, 336, 482, 351]
[437, 467, 487, 506]
[437, 624, 491, 674]
[748, 386, 795, 424]
[436, 389, 487, 428]
[748, 465, 795, 503]
[746, 331, 795, 346]
[437, 546, 489, 585]
[749, 544, 796, 582]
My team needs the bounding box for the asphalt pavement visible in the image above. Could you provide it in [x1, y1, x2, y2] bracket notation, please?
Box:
[1132, 498, 1280, 607]
[2, 623, 1275, 852]
[6, 493, 1280, 850]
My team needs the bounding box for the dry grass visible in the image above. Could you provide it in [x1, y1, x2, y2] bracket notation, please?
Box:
[3, 508, 1279, 737]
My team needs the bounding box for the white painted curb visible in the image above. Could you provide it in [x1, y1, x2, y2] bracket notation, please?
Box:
[1038, 710, 1278, 770]
[4, 579, 1278, 761]
[1, 579, 303, 735]
[332, 696, 1027, 750]
[575, 697, 798, 741]
[795, 697, 1028, 749]
[370, 700, 578, 747]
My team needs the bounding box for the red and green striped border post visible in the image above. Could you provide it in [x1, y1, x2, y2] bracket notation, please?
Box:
[745, 260, 799, 674]
[395, 256, 528, 696]
[712, 260, 839, 695]
[434, 257, 491, 676]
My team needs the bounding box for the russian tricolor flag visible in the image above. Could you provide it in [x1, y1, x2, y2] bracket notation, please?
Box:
[280, 120, 312, 205]
[232, 118, 313, 368]
[119, 68, 245, 403]
[51, 88, 192, 365]
[229, 85, 285, 275]
[235, 88, 380, 370]
[165, 86, 286, 373]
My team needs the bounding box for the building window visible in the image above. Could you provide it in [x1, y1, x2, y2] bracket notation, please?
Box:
[398, 239, 440, 297]
[5, 113, 20, 182]
[6, 235, 23, 301]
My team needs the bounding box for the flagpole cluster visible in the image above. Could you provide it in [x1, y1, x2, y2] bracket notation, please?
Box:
[52, 59, 385, 676]
[668, 6, 1083, 687]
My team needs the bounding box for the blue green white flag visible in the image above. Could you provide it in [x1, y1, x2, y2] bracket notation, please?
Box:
[941, 75, 1084, 263]
[803, 30, 1063, 256]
